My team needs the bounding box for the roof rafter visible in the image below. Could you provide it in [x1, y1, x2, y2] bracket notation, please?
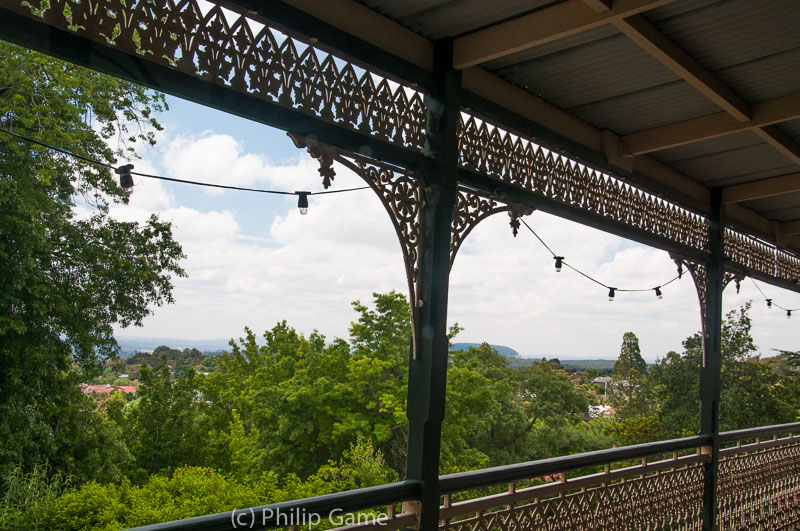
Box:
[782, 220, 800, 237]
[613, 12, 800, 175]
[722, 172, 800, 204]
[753, 126, 800, 167]
[612, 14, 750, 121]
[622, 92, 800, 155]
[451, 0, 679, 69]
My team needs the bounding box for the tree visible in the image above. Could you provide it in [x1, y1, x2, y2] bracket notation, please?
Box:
[124, 357, 207, 481]
[0, 42, 184, 481]
[650, 304, 799, 438]
[609, 332, 652, 418]
[613, 332, 647, 379]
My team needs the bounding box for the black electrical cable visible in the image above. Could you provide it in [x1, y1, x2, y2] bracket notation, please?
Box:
[0, 127, 370, 196]
[519, 207, 681, 295]
[8, 126, 796, 310]
[749, 278, 799, 312]
[463, 157, 683, 298]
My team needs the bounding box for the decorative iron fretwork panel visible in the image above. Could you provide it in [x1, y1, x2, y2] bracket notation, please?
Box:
[725, 228, 800, 286]
[457, 114, 709, 254]
[717, 437, 800, 530]
[331, 153, 423, 357]
[450, 188, 509, 268]
[670, 255, 742, 368]
[290, 136, 528, 358]
[440, 459, 705, 530]
[6, 0, 427, 151]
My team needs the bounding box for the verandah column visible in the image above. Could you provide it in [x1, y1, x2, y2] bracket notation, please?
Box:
[405, 39, 460, 531]
[700, 188, 724, 530]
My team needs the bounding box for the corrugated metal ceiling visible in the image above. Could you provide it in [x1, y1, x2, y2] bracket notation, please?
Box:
[355, 0, 800, 233]
[666, 142, 795, 186]
[744, 192, 800, 222]
[358, 0, 560, 40]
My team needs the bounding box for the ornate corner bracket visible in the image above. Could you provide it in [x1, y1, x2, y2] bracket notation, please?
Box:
[289, 134, 535, 358]
[289, 133, 423, 357]
[289, 133, 337, 188]
[450, 189, 509, 269]
[670, 254, 743, 368]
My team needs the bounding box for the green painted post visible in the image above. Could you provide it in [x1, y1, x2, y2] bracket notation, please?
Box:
[405, 39, 460, 531]
[700, 188, 724, 530]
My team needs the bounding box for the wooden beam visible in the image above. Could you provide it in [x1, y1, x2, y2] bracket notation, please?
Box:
[451, 0, 678, 69]
[583, 0, 612, 13]
[722, 172, 800, 204]
[281, 0, 433, 71]
[753, 126, 800, 167]
[623, 92, 800, 155]
[253, 0, 800, 257]
[612, 14, 750, 121]
[462, 67, 602, 153]
[782, 220, 800, 237]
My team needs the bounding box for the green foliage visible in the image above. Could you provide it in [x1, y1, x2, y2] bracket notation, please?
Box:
[31, 438, 395, 531]
[196, 292, 412, 479]
[0, 465, 69, 529]
[613, 332, 647, 378]
[0, 41, 184, 482]
[123, 356, 208, 481]
[606, 415, 661, 446]
[609, 332, 652, 418]
[650, 304, 799, 438]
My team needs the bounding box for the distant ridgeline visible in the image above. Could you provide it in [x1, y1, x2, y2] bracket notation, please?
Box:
[450, 343, 616, 371]
[117, 337, 232, 357]
[116, 338, 617, 371]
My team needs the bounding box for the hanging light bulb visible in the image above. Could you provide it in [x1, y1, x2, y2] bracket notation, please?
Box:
[608, 287, 616, 301]
[554, 256, 564, 272]
[788, 310, 792, 319]
[654, 287, 663, 299]
[116, 164, 134, 193]
[766, 299, 773, 309]
[296, 191, 310, 215]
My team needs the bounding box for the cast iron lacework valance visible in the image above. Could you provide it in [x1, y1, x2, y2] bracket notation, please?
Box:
[457, 113, 710, 254]
[8, 0, 800, 291]
[10, 0, 427, 152]
[457, 113, 800, 287]
[725, 229, 800, 285]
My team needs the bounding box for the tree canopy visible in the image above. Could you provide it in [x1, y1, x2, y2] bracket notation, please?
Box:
[0, 41, 184, 481]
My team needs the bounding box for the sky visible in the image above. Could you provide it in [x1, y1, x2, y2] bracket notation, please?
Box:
[110, 96, 800, 362]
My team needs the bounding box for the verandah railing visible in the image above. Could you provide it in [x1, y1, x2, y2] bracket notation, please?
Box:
[129, 422, 800, 531]
[717, 424, 800, 529]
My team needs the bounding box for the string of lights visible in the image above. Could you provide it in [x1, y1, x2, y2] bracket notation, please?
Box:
[461, 158, 679, 301]
[6, 126, 799, 314]
[749, 278, 799, 318]
[463, 159, 797, 315]
[0, 127, 370, 215]
[518, 217, 679, 301]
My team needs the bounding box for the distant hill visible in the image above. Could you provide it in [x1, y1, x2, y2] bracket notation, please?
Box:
[451, 343, 617, 371]
[560, 360, 616, 371]
[116, 336, 232, 356]
[451, 343, 519, 358]
[450, 343, 535, 368]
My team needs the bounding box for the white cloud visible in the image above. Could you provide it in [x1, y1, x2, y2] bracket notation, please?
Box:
[161, 132, 321, 193]
[113, 131, 800, 361]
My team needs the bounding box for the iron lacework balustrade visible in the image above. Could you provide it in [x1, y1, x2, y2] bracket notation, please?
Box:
[125, 422, 800, 530]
